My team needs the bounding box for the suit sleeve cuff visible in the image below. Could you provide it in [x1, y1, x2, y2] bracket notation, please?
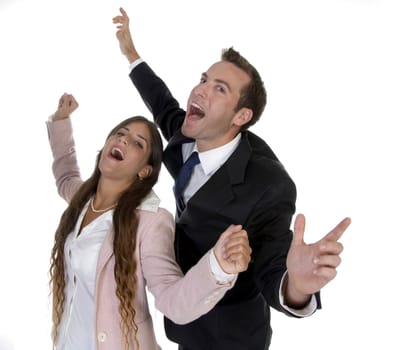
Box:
[279, 271, 317, 317]
[128, 58, 144, 73]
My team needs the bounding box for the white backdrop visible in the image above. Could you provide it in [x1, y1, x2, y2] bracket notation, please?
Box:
[0, 0, 397, 349]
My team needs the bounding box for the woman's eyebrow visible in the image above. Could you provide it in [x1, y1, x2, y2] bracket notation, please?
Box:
[136, 133, 149, 145]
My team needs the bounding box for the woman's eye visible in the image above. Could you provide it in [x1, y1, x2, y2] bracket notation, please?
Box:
[134, 141, 143, 149]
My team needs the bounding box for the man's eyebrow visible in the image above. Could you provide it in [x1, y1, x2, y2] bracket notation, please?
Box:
[214, 78, 231, 92]
[202, 72, 231, 92]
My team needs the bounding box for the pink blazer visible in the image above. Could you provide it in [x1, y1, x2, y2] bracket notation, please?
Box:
[46, 118, 235, 350]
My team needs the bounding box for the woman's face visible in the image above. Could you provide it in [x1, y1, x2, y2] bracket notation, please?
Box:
[98, 121, 153, 184]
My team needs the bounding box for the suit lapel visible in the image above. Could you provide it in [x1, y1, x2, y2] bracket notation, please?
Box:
[178, 133, 252, 224]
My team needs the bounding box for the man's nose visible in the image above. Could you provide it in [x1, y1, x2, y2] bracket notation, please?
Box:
[194, 84, 207, 98]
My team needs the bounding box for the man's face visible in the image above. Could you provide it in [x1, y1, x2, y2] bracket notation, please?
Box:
[182, 60, 251, 152]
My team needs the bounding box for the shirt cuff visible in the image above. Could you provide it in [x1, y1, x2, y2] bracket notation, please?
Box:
[209, 249, 237, 284]
[279, 271, 317, 317]
[128, 58, 144, 73]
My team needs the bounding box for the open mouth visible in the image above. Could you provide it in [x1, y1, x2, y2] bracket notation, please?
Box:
[188, 103, 205, 119]
[110, 147, 124, 161]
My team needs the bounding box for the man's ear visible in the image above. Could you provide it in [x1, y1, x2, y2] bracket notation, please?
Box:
[233, 108, 253, 127]
[138, 165, 153, 180]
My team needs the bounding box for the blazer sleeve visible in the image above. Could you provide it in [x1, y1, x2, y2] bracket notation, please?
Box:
[139, 208, 236, 325]
[129, 62, 186, 141]
[247, 171, 321, 316]
[46, 118, 83, 203]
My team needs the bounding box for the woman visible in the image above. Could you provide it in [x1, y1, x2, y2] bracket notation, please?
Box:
[47, 93, 251, 350]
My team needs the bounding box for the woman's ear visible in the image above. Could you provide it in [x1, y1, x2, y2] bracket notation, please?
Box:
[138, 165, 153, 180]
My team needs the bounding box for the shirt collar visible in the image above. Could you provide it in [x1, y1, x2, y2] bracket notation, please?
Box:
[185, 133, 241, 176]
[137, 190, 161, 212]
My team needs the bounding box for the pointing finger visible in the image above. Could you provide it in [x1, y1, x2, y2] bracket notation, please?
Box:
[323, 217, 351, 242]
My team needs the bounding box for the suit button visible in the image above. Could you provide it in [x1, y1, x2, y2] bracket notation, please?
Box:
[97, 332, 107, 342]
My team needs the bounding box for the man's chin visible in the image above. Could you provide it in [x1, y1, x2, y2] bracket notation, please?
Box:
[181, 124, 193, 138]
[182, 116, 204, 136]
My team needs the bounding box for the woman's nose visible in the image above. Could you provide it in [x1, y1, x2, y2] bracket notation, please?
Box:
[118, 135, 128, 146]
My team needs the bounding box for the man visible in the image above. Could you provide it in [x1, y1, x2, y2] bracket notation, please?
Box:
[113, 8, 351, 350]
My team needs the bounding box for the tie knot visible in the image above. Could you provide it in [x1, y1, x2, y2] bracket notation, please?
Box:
[184, 151, 200, 168]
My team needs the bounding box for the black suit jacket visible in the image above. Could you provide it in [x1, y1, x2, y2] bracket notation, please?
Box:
[130, 62, 321, 350]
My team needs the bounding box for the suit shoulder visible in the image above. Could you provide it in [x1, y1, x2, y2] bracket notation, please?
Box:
[245, 131, 295, 187]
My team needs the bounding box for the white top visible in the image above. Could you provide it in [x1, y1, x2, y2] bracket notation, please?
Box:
[56, 201, 112, 350]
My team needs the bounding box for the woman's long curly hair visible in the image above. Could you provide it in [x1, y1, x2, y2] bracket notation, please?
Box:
[49, 116, 163, 350]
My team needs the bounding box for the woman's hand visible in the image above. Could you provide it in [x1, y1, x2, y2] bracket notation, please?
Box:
[53, 93, 79, 121]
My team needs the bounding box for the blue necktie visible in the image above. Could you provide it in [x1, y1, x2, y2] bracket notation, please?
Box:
[174, 152, 200, 214]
